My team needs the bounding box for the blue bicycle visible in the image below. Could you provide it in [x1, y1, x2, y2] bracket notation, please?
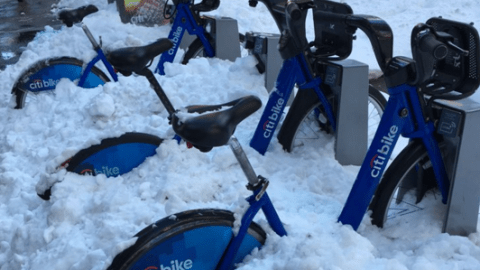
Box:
[14, 0, 236, 108]
[11, 5, 119, 109]
[56, 33, 286, 269]
[116, 0, 234, 75]
[37, 0, 386, 195]
[327, 10, 480, 231]
[152, 0, 233, 75]
[248, 0, 387, 156]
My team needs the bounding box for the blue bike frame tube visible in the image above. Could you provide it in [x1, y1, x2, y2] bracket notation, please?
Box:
[77, 48, 118, 87]
[100, 48, 118, 82]
[296, 53, 336, 132]
[250, 53, 335, 155]
[401, 85, 449, 203]
[218, 190, 286, 270]
[250, 58, 298, 155]
[338, 84, 449, 230]
[155, 3, 215, 75]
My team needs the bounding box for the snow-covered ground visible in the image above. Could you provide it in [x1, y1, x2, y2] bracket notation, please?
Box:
[1, 0, 480, 269]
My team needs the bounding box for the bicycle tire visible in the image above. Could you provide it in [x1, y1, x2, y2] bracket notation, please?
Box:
[37, 133, 163, 201]
[277, 85, 387, 152]
[12, 56, 110, 109]
[368, 140, 447, 229]
[181, 36, 214, 65]
[65, 132, 163, 176]
[107, 209, 266, 270]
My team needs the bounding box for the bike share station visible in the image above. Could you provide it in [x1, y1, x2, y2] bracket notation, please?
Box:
[98, 2, 480, 236]
[244, 28, 480, 235]
[244, 31, 371, 166]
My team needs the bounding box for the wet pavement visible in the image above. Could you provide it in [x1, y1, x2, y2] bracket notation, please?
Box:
[0, 0, 62, 70]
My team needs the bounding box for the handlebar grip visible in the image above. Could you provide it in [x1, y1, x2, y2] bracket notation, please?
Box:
[315, 10, 348, 25]
[286, 2, 301, 21]
[419, 34, 448, 60]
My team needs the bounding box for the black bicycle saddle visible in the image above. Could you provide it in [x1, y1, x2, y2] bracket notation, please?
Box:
[171, 95, 262, 152]
[107, 39, 173, 75]
[58, 5, 99, 27]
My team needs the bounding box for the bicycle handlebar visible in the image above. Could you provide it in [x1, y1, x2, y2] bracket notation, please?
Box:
[315, 11, 394, 72]
[419, 33, 448, 60]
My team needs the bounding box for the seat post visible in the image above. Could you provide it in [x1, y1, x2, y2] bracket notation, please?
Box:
[228, 136, 259, 186]
[82, 24, 100, 50]
[137, 68, 176, 116]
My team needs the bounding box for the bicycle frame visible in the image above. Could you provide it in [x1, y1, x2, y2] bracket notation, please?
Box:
[154, 0, 214, 75]
[338, 82, 449, 230]
[219, 136, 286, 269]
[219, 188, 286, 269]
[78, 24, 118, 85]
[249, 1, 336, 155]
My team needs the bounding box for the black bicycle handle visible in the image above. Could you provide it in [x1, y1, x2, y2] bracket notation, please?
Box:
[419, 33, 448, 60]
[314, 10, 349, 24]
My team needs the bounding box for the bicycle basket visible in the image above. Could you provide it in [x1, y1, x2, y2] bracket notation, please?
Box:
[116, 0, 171, 26]
[421, 17, 480, 97]
[312, 0, 354, 60]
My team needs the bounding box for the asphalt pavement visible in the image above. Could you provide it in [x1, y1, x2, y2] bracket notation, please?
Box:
[0, 0, 62, 70]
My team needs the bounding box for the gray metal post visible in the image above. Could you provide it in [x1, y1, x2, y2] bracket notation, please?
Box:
[214, 17, 241, 61]
[180, 17, 241, 62]
[326, 59, 369, 166]
[179, 33, 196, 49]
[245, 32, 283, 93]
[435, 98, 480, 236]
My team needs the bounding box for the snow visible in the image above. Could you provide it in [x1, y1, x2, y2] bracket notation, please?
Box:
[1, 0, 480, 269]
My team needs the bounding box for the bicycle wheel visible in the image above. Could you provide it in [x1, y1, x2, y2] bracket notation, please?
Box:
[107, 209, 266, 270]
[65, 132, 163, 176]
[181, 36, 215, 64]
[12, 57, 110, 109]
[368, 140, 447, 229]
[277, 85, 386, 152]
[37, 133, 163, 201]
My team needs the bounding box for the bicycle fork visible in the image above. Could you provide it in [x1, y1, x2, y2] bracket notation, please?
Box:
[155, 2, 214, 75]
[250, 54, 336, 155]
[78, 24, 118, 86]
[338, 84, 450, 230]
[217, 137, 286, 269]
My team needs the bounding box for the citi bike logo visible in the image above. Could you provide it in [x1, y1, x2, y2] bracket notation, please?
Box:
[156, 259, 193, 270]
[80, 166, 120, 177]
[370, 125, 398, 178]
[29, 78, 61, 90]
[263, 97, 284, 138]
[95, 166, 120, 177]
[168, 26, 183, 55]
